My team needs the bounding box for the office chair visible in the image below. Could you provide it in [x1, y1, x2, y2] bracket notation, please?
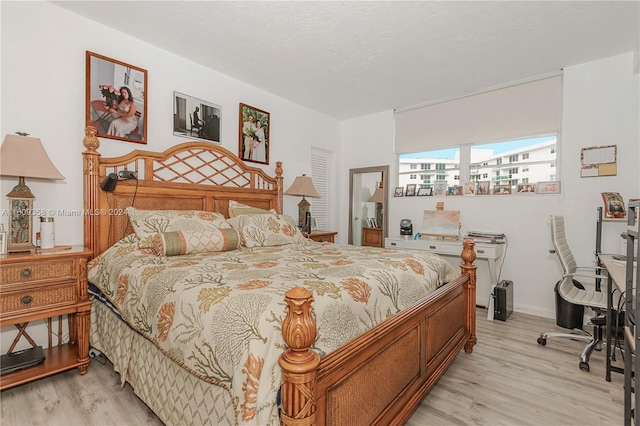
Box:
[537, 215, 609, 372]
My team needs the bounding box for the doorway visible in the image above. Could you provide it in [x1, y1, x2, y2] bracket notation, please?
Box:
[348, 166, 389, 246]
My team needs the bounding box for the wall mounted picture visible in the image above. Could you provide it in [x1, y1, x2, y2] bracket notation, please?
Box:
[417, 186, 432, 196]
[537, 181, 561, 194]
[173, 92, 221, 143]
[463, 182, 477, 195]
[433, 181, 447, 196]
[239, 103, 270, 164]
[517, 183, 536, 193]
[477, 181, 490, 195]
[86, 51, 147, 144]
[394, 186, 404, 197]
[447, 185, 463, 196]
[405, 183, 417, 196]
[493, 184, 512, 195]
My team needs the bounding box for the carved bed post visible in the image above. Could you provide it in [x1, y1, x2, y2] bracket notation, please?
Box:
[460, 239, 477, 353]
[279, 287, 320, 426]
[82, 126, 101, 258]
[275, 161, 284, 214]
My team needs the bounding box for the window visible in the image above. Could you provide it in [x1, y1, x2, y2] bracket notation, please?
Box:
[410, 164, 417, 170]
[420, 163, 430, 170]
[410, 174, 416, 179]
[398, 135, 558, 194]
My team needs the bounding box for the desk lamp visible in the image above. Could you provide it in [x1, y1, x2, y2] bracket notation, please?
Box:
[284, 174, 320, 232]
[367, 182, 384, 229]
[0, 133, 65, 252]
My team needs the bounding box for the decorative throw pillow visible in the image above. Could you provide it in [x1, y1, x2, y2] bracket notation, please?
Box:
[227, 214, 307, 247]
[126, 207, 231, 248]
[228, 200, 274, 218]
[152, 228, 241, 256]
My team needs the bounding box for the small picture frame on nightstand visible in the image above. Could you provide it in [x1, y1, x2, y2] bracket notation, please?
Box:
[0, 225, 7, 255]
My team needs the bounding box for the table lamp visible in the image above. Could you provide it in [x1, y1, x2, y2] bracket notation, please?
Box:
[284, 174, 320, 231]
[368, 182, 384, 229]
[0, 133, 65, 252]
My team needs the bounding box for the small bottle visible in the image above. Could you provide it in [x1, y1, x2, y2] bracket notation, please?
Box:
[40, 217, 55, 249]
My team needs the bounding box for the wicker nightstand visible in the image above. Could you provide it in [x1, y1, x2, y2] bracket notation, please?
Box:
[303, 231, 338, 243]
[0, 246, 92, 390]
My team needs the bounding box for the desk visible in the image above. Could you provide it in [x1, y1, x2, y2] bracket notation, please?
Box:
[385, 236, 505, 320]
[600, 254, 637, 381]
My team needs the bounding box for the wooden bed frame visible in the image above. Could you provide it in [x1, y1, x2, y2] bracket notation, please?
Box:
[82, 126, 477, 425]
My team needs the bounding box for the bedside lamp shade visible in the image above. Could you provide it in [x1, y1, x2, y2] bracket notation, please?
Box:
[367, 182, 384, 229]
[1, 134, 65, 252]
[284, 175, 320, 230]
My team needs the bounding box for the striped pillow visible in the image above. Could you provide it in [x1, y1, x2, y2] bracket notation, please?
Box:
[152, 228, 241, 256]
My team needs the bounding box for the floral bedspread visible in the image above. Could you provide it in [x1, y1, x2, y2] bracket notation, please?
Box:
[87, 235, 458, 425]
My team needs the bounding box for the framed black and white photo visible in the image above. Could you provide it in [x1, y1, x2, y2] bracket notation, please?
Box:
[417, 186, 432, 196]
[86, 51, 147, 144]
[173, 92, 221, 143]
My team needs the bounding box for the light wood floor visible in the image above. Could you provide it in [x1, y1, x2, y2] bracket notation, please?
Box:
[1, 308, 626, 425]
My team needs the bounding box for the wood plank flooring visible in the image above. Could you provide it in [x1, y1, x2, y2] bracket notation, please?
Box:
[1, 308, 625, 425]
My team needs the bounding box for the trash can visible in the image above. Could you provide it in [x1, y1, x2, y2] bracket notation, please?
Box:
[555, 279, 585, 329]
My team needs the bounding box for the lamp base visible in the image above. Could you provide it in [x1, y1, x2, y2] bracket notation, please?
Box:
[297, 197, 311, 229]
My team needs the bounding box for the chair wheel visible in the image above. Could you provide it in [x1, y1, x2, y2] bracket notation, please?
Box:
[579, 361, 590, 372]
[537, 337, 547, 346]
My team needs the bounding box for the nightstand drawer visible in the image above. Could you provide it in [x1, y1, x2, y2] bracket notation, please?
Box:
[1, 282, 78, 317]
[1, 259, 76, 284]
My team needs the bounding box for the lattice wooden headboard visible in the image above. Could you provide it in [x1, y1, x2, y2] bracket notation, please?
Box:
[82, 126, 283, 258]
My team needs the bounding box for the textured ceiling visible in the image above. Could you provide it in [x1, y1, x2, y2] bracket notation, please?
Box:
[52, 1, 639, 120]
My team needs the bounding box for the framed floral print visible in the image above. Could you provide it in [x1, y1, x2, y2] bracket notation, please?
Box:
[86, 51, 148, 144]
[238, 103, 270, 164]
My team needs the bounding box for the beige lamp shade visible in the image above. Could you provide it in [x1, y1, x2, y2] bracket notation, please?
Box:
[368, 187, 384, 203]
[284, 175, 320, 230]
[284, 175, 320, 198]
[1, 134, 65, 198]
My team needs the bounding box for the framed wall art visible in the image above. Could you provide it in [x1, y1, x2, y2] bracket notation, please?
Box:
[173, 92, 221, 143]
[463, 182, 477, 195]
[601, 191, 625, 219]
[86, 51, 147, 144]
[238, 103, 270, 164]
[394, 186, 404, 197]
[447, 185, 463, 196]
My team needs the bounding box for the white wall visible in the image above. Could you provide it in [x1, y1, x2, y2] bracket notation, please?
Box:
[342, 52, 639, 319]
[1, 1, 638, 352]
[0, 1, 341, 351]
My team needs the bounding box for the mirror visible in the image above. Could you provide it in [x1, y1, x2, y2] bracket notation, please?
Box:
[348, 165, 389, 246]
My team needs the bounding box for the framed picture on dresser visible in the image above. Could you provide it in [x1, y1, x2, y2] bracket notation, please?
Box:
[85, 51, 147, 144]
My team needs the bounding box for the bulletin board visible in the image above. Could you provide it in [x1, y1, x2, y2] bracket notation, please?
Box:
[580, 144, 617, 177]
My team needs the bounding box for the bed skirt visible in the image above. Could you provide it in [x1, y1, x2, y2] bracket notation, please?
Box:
[90, 300, 237, 425]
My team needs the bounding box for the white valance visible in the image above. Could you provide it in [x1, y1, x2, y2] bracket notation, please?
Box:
[394, 75, 562, 154]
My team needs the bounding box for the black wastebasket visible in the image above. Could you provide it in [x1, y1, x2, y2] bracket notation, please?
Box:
[554, 279, 585, 329]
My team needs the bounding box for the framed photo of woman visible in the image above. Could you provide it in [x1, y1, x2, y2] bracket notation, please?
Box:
[238, 103, 270, 164]
[85, 51, 148, 144]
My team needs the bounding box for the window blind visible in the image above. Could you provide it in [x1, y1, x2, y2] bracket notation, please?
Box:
[394, 75, 562, 154]
[310, 148, 332, 231]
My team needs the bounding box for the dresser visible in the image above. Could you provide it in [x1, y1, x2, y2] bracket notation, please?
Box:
[303, 231, 338, 243]
[0, 246, 92, 390]
[362, 227, 383, 247]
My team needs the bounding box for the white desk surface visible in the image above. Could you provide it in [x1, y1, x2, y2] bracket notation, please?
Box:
[600, 254, 637, 292]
